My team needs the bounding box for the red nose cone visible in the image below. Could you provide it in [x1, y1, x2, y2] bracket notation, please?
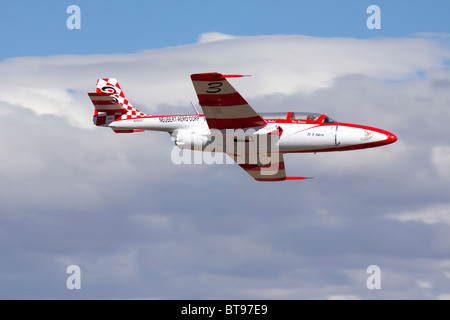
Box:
[386, 132, 397, 144]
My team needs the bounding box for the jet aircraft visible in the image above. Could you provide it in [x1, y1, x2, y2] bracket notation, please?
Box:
[88, 72, 397, 181]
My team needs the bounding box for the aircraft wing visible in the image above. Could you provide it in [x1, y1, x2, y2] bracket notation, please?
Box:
[227, 152, 307, 182]
[191, 72, 267, 129]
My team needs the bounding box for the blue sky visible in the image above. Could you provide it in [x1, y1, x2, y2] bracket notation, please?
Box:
[1, 0, 449, 60]
[1, 1, 450, 301]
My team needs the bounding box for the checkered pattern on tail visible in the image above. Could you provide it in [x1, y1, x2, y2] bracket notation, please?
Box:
[89, 78, 150, 126]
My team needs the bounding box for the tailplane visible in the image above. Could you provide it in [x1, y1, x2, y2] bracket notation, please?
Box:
[88, 78, 150, 129]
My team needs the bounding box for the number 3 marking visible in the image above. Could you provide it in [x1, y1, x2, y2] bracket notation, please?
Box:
[206, 82, 223, 93]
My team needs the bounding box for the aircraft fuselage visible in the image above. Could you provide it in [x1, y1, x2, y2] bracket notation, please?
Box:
[106, 112, 397, 153]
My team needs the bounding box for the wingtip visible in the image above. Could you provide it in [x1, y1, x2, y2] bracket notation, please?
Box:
[222, 74, 252, 78]
[190, 72, 252, 80]
[285, 176, 314, 180]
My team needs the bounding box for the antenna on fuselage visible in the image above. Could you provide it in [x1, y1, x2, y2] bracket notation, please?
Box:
[190, 101, 200, 115]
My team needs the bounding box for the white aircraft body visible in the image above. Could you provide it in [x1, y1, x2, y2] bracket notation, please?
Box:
[88, 73, 397, 181]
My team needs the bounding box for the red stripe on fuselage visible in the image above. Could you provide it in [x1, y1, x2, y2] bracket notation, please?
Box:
[339, 123, 394, 135]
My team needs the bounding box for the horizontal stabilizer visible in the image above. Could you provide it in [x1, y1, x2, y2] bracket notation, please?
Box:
[88, 93, 127, 114]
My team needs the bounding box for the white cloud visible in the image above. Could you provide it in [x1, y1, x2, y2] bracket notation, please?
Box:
[1, 33, 450, 299]
[387, 204, 450, 225]
[432, 146, 450, 180]
[416, 280, 433, 289]
[197, 32, 237, 43]
[0, 33, 449, 129]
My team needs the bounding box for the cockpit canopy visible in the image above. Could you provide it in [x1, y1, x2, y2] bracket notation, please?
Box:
[291, 112, 321, 121]
[260, 112, 336, 123]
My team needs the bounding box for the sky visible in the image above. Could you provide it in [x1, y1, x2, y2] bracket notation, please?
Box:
[0, 0, 449, 300]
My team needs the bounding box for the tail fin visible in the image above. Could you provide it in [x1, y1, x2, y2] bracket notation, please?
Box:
[88, 78, 150, 127]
